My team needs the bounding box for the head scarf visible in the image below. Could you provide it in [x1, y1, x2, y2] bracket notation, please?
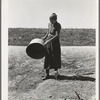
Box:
[49, 13, 57, 20]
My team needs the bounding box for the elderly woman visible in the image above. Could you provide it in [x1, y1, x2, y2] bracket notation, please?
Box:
[42, 13, 61, 80]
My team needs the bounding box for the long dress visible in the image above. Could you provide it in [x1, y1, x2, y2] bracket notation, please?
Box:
[44, 21, 61, 69]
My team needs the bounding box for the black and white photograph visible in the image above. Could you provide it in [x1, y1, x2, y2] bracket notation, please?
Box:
[2, 0, 99, 100]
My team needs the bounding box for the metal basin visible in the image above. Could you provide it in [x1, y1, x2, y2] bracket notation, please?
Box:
[26, 38, 46, 59]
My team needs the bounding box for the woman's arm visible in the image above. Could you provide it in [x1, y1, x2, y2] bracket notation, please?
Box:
[41, 31, 49, 41]
[49, 23, 61, 42]
[42, 33, 48, 39]
[44, 22, 61, 45]
[44, 32, 58, 45]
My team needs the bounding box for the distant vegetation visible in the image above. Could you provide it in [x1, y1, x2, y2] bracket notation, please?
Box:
[8, 28, 95, 46]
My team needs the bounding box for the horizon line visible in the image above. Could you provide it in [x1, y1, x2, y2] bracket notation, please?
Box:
[8, 27, 96, 29]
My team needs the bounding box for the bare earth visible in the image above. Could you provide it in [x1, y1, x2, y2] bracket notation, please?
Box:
[8, 46, 96, 100]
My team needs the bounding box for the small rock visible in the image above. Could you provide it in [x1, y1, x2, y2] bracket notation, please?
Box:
[49, 95, 52, 98]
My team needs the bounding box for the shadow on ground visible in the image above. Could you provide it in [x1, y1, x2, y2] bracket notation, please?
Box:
[45, 75, 95, 82]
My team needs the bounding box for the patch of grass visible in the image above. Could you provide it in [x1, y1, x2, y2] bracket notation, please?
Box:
[8, 28, 95, 46]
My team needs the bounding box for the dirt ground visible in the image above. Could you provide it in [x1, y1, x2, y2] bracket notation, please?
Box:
[8, 46, 96, 100]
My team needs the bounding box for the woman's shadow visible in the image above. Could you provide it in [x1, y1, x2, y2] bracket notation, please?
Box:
[48, 74, 95, 82]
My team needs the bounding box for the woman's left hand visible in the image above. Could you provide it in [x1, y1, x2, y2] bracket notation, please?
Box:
[44, 40, 49, 45]
[44, 40, 51, 47]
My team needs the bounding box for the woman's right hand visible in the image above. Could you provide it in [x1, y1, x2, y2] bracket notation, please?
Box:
[41, 37, 45, 40]
[41, 37, 46, 42]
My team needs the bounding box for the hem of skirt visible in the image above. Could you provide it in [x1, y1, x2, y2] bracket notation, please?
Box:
[44, 67, 61, 69]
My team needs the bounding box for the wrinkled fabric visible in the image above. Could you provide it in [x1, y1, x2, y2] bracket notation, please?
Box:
[44, 21, 61, 69]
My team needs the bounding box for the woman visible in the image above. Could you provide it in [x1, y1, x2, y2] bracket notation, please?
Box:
[42, 13, 61, 80]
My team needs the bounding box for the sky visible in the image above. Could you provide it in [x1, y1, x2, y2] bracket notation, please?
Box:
[8, 0, 98, 28]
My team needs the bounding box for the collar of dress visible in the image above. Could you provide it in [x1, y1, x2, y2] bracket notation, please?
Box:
[50, 21, 57, 26]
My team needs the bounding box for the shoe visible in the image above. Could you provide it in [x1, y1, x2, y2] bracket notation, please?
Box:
[42, 75, 49, 80]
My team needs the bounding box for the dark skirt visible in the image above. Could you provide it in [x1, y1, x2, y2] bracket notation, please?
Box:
[44, 38, 61, 69]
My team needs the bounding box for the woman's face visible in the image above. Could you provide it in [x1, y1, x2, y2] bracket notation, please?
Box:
[50, 18, 56, 24]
